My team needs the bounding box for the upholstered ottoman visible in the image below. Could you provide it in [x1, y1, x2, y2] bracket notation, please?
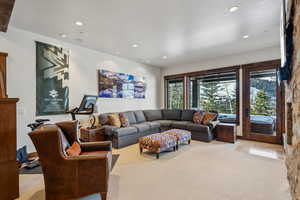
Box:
[163, 129, 191, 149]
[139, 133, 177, 159]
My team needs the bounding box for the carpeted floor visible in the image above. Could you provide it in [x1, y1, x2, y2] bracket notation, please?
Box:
[18, 140, 291, 200]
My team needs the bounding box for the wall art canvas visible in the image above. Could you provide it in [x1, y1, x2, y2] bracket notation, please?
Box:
[98, 69, 146, 99]
[36, 41, 69, 116]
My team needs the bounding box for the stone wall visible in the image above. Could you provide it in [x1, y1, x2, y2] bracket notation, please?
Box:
[285, 0, 300, 199]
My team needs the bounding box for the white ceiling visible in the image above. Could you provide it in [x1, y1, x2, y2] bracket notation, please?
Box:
[10, 0, 281, 68]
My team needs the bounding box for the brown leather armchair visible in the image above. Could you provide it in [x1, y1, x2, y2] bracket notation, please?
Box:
[28, 121, 112, 200]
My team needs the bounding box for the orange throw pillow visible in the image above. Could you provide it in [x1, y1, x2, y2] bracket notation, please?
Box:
[66, 142, 81, 156]
[193, 112, 204, 124]
[202, 112, 217, 125]
[108, 113, 121, 127]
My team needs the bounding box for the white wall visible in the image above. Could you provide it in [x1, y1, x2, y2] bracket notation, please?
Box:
[161, 46, 280, 77]
[161, 46, 281, 136]
[0, 27, 161, 152]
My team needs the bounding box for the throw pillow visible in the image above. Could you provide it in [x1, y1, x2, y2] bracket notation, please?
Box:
[66, 142, 81, 156]
[99, 114, 109, 125]
[119, 113, 129, 127]
[202, 112, 218, 125]
[108, 113, 121, 127]
[193, 112, 204, 124]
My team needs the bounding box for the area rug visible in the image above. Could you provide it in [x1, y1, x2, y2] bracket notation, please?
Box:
[19, 154, 120, 175]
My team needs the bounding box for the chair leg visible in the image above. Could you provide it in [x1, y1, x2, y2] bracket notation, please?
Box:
[100, 192, 107, 200]
[188, 139, 191, 144]
[140, 146, 143, 154]
[156, 152, 159, 159]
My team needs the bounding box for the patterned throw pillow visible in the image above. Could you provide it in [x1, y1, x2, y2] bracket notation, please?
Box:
[108, 113, 121, 127]
[66, 142, 81, 156]
[119, 113, 129, 127]
[193, 112, 204, 124]
[202, 112, 218, 125]
[99, 114, 109, 125]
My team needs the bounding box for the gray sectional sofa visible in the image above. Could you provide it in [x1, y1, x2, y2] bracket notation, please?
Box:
[99, 109, 218, 149]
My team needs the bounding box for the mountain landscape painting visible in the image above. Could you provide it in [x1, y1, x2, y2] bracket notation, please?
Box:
[98, 69, 146, 99]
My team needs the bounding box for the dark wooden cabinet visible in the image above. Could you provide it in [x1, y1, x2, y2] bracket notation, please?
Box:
[0, 98, 19, 199]
[216, 123, 237, 143]
[80, 127, 106, 142]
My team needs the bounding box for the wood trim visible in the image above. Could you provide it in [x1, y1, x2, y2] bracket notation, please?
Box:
[0, 52, 8, 57]
[0, 0, 16, 32]
[183, 76, 187, 109]
[241, 59, 283, 144]
[0, 53, 8, 98]
[186, 65, 240, 77]
[164, 65, 240, 79]
[164, 77, 185, 109]
[241, 60, 281, 69]
[236, 68, 240, 125]
[236, 136, 281, 145]
[185, 76, 190, 109]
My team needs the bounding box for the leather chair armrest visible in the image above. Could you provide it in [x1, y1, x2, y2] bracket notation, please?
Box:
[80, 141, 112, 152]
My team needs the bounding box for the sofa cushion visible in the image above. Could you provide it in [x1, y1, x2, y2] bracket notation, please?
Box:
[181, 110, 196, 121]
[80, 151, 109, 157]
[122, 111, 137, 125]
[99, 113, 110, 125]
[145, 121, 161, 129]
[143, 110, 162, 121]
[171, 121, 190, 129]
[153, 120, 173, 127]
[162, 110, 181, 120]
[132, 123, 151, 132]
[134, 110, 146, 123]
[113, 127, 138, 137]
[103, 125, 119, 136]
[187, 123, 209, 133]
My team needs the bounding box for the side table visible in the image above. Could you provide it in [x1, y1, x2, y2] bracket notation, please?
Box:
[80, 127, 106, 142]
[216, 123, 237, 143]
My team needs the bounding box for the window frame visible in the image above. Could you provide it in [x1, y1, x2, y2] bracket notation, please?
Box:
[164, 75, 186, 109]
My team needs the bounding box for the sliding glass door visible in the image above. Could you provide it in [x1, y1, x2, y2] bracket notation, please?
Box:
[242, 62, 283, 144]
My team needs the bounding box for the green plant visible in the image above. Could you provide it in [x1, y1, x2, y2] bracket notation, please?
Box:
[251, 89, 272, 116]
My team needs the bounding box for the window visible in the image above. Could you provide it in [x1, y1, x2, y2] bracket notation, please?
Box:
[166, 78, 184, 109]
[189, 71, 238, 122]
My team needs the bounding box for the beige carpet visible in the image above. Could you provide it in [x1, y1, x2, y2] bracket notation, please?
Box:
[19, 140, 291, 200]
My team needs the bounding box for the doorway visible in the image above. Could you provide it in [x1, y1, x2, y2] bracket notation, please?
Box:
[242, 61, 284, 144]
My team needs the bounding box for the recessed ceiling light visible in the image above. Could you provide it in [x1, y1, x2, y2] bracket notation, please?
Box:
[229, 6, 239, 13]
[75, 21, 84, 26]
[60, 33, 67, 38]
[131, 44, 139, 48]
[162, 56, 168, 59]
[243, 35, 249, 39]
